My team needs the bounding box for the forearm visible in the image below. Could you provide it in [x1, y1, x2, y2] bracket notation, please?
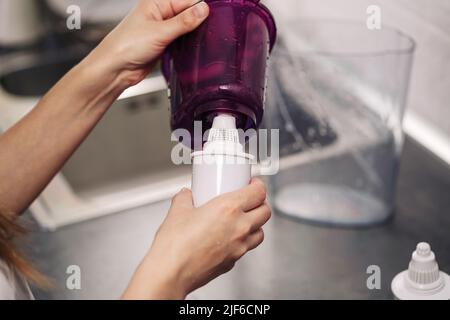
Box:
[0, 0, 209, 215]
[0, 56, 128, 214]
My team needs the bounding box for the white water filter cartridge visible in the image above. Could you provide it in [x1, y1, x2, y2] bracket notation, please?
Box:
[391, 242, 450, 300]
[191, 114, 253, 207]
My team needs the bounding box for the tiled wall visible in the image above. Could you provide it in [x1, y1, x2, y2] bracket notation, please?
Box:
[265, 0, 450, 139]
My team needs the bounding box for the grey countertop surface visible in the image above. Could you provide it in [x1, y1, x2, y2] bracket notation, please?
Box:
[22, 137, 450, 299]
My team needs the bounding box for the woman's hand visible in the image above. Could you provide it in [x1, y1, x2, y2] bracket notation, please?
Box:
[122, 178, 271, 300]
[83, 0, 210, 88]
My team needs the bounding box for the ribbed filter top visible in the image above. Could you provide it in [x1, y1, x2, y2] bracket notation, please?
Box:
[391, 242, 450, 299]
[207, 127, 239, 144]
[407, 242, 442, 289]
[204, 114, 244, 155]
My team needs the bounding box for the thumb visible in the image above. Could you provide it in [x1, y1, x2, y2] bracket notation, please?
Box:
[159, 1, 209, 45]
[170, 188, 194, 210]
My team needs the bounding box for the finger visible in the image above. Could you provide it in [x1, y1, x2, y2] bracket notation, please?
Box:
[158, 1, 209, 43]
[242, 202, 271, 233]
[227, 178, 267, 212]
[155, 0, 205, 19]
[245, 229, 264, 251]
[138, 0, 201, 20]
[171, 188, 194, 210]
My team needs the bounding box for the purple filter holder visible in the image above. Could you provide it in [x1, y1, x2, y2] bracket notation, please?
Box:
[162, 0, 277, 149]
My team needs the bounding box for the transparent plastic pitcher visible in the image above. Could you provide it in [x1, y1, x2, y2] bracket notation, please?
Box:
[265, 21, 415, 227]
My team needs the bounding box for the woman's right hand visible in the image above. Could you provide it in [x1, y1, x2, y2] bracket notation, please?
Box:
[122, 178, 271, 299]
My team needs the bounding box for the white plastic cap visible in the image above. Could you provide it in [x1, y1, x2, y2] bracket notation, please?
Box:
[391, 242, 450, 300]
[211, 114, 237, 130]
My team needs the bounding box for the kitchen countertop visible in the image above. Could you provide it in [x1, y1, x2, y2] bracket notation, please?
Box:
[22, 136, 450, 299]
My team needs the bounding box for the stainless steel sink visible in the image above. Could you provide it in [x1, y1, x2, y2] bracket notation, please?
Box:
[0, 51, 190, 230]
[0, 53, 84, 96]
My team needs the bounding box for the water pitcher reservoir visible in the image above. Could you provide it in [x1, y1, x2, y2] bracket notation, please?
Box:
[265, 21, 415, 227]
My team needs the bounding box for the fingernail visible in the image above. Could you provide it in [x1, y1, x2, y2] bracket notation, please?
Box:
[193, 1, 209, 18]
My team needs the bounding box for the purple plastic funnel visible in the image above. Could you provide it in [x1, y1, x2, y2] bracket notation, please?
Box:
[162, 0, 277, 149]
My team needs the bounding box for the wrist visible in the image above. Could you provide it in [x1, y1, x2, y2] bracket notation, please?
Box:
[146, 253, 187, 300]
[75, 52, 127, 94]
[57, 52, 131, 116]
[79, 42, 149, 95]
[123, 251, 188, 300]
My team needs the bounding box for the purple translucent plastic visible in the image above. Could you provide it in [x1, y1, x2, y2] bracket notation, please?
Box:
[162, 0, 277, 149]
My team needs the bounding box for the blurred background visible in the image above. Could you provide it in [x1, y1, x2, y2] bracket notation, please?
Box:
[268, 0, 450, 148]
[0, 0, 449, 299]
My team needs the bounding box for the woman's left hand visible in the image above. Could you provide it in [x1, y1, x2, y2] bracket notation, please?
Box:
[84, 0, 210, 88]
